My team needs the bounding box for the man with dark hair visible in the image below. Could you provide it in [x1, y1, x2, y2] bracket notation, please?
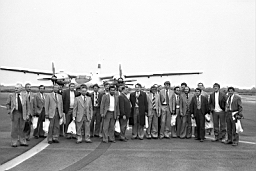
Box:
[45, 85, 64, 144]
[90, 84, 103, 137]
[158, 81, 173, 139]
[118, 86, 131, 141]
[62, 83, 80, 139]
[73, 86, 93, 143]
[209, 83, 226, 142]
[33, 85, 47, 139]
[6, 83, 29, 147]
[171, 86, 182, 138]
[24, 83, 34, 141]
[190, 88, 209, 142]
[225, 87, 243, 146]
[130, 83, 148, 140]
[197, 83, 208, 98]
[180, 86, 193, 138]
[146, 85, 160, 139]
[180, 82, 187, 95]
[100, 85, 120, 143]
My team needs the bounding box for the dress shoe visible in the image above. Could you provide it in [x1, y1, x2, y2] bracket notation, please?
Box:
[102, 140, 108, 143]
[138, 138, 143, 140]
[39, 135, 47, 138]
[109, 140, 116, 143]
[11, 144, 18, 147]
[48, 141, 53, 144]
[200, 139, 204, 142]
[146, 136, 152, 139]
[66, 136, 71, 139]
[85, 139, 92, 143]
[120, 138, 127, 142]
[152, 137, 158, 139]
[125, 137, 129, 140]
[131, 137, 137, 140]
[211, 137, 219, 142]
[221, 139, 226, 143]
[34, 136, 39, 139]
[195, 138, 200, 140]
[232, 143, 238, 146]
[171, 136, 177, 138]
[26, 138, 30, 141]
[225, 141, 232, 144]
[186, 137, 191, 139]
[94, 135, 100, 137]
[165, 136, 170, 139]
[76, 141, 82, 144]
[20, 143, 29, 147]
[53, 139, 60, 143]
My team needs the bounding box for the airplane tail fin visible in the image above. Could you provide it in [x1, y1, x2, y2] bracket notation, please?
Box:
[96, 63, 101, 75]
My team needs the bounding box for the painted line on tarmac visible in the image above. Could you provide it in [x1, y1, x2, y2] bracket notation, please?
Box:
[0, 105, 7, 108]
[205, 136, 256, 145]
[0, 138, 49, 171]
[61, 142, 111, 171]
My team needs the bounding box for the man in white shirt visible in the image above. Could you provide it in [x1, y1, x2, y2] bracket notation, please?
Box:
[209, 83, 227, 142]
[100, 85, 120, 143]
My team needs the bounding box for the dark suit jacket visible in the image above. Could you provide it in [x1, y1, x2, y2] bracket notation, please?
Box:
[100, 94, 120, 119]
[119, 93, 131, 118]
[190, 95, 209, 116]
[62, 89, 80, 114]
[209, 91, 226, 112]
[91, 91, 104, 108]
[129, 91, 148, 126]
[226, 94, 243, 117]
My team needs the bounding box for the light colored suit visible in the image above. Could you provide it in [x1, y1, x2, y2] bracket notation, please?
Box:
[24, 92, 35, 139]
[100, 94, 120, 142]
[179, 93, 193, 138]
[6, 92, 29, 145]
[73, 95, 93, 141]
[45, 92, 64, 141]
[146, 92, 160, 138]
[158, 89, 174, 138]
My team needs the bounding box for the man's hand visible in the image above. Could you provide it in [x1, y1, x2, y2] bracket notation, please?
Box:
[117, 115, 119, 120]
[73, 117, 76, 121]
[101, 114, 104, 118]
[191, 114, 194, 119]
[123, 115, 126, 120]
[45, 115, 49, 119]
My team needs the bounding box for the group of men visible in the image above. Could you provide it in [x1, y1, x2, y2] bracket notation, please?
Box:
[6, 80, 243, 147]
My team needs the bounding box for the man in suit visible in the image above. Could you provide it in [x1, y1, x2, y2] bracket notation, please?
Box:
[129, 83, 148, 140]
[180, 86, 193, 139]
[33, 85, 47, 139]
[118, 86, 131, 141]
[6, 83, 29, 147]
[146, 85, 160, 139]
[225, 87, 243, 146]
[24, 83, 34, 141]
[62, 83, 80, 139]
[209, 83, 226, 142]
[158, 81, 173, 139]
[73, 85, 93, 143]
[90, 84, 103, 137]
[45, 85, 64, 144]
[100, 85, 120, 143]
[190, 88, 209, 142]
[171, 86, 183, 138]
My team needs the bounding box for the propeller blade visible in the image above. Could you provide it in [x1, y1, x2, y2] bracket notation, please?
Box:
[119, 64, 122, 78]
[124, 79, 137, 82]
[52, 62, 55, 75]
[125, 83, 134, 86]
[37, 77, 52, 81]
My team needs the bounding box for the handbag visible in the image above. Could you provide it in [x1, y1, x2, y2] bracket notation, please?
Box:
[43, 119, 50, 133]
[67, 121, 76, 134]
[32, 116, 38, 129]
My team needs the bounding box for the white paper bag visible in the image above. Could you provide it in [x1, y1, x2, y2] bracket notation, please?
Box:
[59, 117, 64, 125]
[236, 120, 243, 133]
[32, 117, 38, 129]
[67, 121, 76, 134]
[145, 116, 149, 128]
[171, 115, 177, 126]
[43, 119, 50, 133]
[205, 114, 213, 129]
[191, 118, 196, 127]
[115, 120, 121, 133]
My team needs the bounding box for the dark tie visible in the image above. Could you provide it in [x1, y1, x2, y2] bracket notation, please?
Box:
[152, 94, 156, 109]
[166, 90, 169, 104]
[17, 94, 22, 113]
[227, 96, 232, 111]
[28, 93, 30, 101]
[95, 92, 98, 106]
[84, 95, 86, 103]
[186, 94, 188, 99]
[136, 93, 139, 107]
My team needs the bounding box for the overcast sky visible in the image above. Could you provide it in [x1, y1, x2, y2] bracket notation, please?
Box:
[0, 0, 255, 88]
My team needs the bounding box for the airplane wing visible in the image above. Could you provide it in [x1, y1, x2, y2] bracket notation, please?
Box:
[99, 75, 114, 80]
[124, 71, 203, 78]
[0, 66, 53, 76]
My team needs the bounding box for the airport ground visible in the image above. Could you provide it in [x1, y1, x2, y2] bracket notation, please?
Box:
[0, 93, 255, 171]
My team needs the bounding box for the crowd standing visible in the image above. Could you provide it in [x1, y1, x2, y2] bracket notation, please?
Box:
[6, 81, 243, 147]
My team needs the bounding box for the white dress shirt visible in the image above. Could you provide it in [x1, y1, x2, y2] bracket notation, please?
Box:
[214, 91, 222, 112]
[70, 91, 75, 108]
[108, 95, 115, 111]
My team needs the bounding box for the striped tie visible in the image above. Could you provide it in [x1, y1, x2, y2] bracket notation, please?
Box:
[152, 94, 156, 109]
[136, 93, 139, 107]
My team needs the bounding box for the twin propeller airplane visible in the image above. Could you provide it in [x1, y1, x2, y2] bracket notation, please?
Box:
[0, 63, 203, 87]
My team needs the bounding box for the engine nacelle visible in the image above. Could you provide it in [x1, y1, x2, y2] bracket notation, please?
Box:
[75, 75, 92, 84]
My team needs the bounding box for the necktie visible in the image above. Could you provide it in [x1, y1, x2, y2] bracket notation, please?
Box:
[55, 93, 58, 102]
[166, 90, 169, 104]
[17, 94, 22, 113]
[152, 94, 156, 109]
[227, 96, 232, 111]
[84, 95, 86, 103]
[28, 93, 30, 101]
[197, 97, 201, 110]
[136, 93, 139, 107]
[186, 94, 188, 100]
[95, 92, 98, 106]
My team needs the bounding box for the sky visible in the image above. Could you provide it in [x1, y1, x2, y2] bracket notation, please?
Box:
[0, 0, 255, 89]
